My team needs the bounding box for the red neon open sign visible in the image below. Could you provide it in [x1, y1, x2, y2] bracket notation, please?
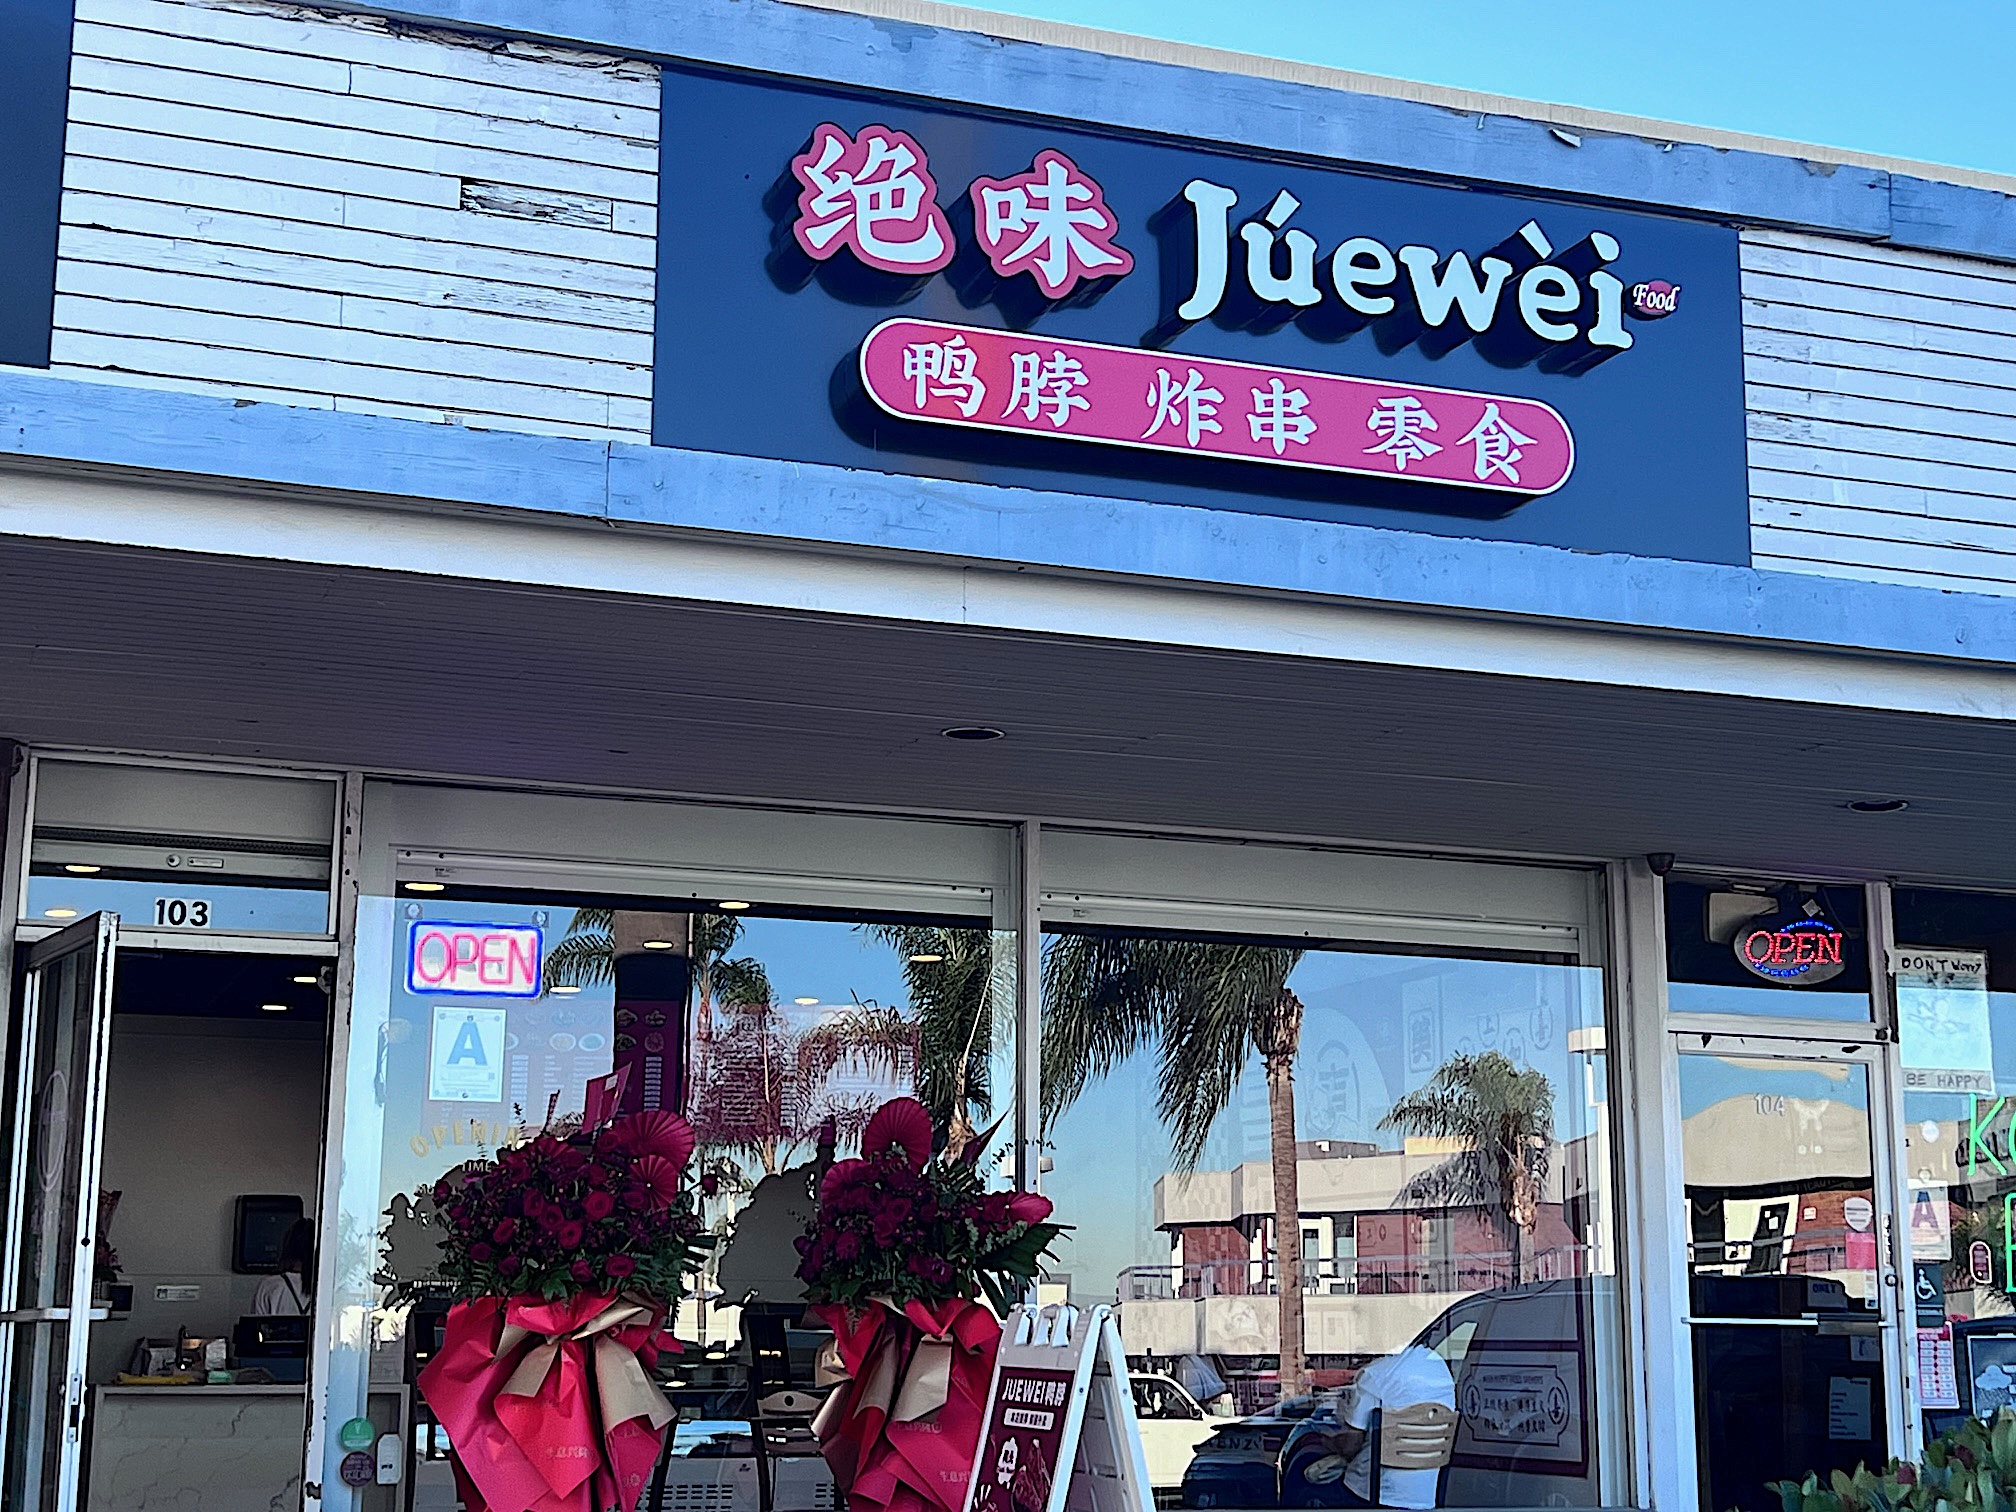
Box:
[407, 922, 543, 998]
[1735, 918, 1846, 985]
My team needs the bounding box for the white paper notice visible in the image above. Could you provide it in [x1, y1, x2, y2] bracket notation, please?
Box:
[1894, 946, 1995, 1096]
[1828, 1376, 1874, 1440]
[429, 1003, 508, 1102]
[1918, 1327, 1960, 1411]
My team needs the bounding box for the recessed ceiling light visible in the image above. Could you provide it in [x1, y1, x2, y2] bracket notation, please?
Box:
[642, 940, 676, 951]
[43, 907, 79, 919]
[403, 881, 446, 893]
[908, 952, 945, 964]
[261, 1003, 287, 1013]
[1846, 798, 1910, 814]
[550, 984, 583, 995]
[941, 725, 1006, 742]
[292, 974, 318, 985]
[794, 996, 820, 1006]
[718, 900, 751, 911]
[63, 864, 102, 875]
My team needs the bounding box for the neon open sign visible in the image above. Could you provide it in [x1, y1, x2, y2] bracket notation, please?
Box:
[1734, 917, 1846, 985]
[407, 922, 543, 998]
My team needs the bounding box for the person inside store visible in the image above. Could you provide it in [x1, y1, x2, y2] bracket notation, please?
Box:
[251, 1219, 315, 1316]
[1299, 1341, 1457, 1509]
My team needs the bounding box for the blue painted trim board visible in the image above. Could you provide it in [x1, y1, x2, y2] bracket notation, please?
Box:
[356, 0, 2014, 264]
[3, 371, 2010, 666]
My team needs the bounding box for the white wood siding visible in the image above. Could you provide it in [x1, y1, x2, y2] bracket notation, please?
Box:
[1745, 229, 2016, 594]
[50, 0, 658, 441]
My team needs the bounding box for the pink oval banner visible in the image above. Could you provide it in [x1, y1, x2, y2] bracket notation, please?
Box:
[858, 317, 1574, 496]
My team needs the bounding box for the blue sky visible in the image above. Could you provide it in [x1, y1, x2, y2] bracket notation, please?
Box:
[977, 0, 2014, 179]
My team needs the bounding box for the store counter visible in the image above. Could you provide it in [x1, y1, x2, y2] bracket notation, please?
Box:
[85, 1384, 408, 1512]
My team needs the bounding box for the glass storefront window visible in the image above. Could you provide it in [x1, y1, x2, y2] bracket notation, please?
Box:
[335, 876, 1013, 1510]
[362, 889, 1012, 1312]
[1890, 888, 2016, 1440]
[1665, 876, 1871, 1022]
[1039, 923, 1619, 1509]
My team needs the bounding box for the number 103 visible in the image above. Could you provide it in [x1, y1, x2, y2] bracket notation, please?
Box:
[153, 898, 212, 927]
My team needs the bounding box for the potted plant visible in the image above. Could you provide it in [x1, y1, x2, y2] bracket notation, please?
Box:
[1767, 1408, 2016, 1512]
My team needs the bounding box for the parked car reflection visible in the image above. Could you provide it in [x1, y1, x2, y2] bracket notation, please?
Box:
[1179, 1394, 1336, 1508]
[1174, 1280, 1603, 1509]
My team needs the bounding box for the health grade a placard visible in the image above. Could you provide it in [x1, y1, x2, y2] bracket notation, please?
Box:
[428, 1004, 508, 1103]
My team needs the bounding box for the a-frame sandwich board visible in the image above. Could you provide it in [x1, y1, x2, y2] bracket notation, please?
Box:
[963, 1304, 1154, 1512]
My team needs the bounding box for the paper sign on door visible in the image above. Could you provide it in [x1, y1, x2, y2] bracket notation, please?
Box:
[1827, 1377, 1873, 1441]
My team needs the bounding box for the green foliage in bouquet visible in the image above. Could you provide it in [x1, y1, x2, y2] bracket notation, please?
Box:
[796, 1097, 1064, 1315]
[1767, 1409, 2016, 1512]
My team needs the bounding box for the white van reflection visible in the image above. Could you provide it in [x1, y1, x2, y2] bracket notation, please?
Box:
[1132, 1372, 1222, 1498]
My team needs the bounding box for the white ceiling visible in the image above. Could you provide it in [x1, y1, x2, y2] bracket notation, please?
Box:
[4, 534, 2014, 887]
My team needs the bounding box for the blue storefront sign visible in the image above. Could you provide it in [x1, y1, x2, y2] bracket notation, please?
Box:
[655, 68, 1749, 564]
[0, 0, 74, 369]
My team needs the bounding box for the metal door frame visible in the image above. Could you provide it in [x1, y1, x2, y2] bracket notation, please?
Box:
[0, 912, 119, 1512]
[1669, 1026, 1911, 1475]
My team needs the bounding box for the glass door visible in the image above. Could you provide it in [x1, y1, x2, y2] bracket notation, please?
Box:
[0, 913, 119, 1512]
[1678, 1035, 1899, 1512]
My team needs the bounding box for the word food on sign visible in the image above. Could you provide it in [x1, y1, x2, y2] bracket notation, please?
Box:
[1630, 280, 1681, 318]
[407, 922, 543, 998]
[862, 318, 1573, 494]
[786, 123, 1673, 369]
[1733, 914, 1847, 985]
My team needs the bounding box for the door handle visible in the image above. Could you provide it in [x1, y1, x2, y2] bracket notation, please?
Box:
[0, 1309, 72, 1323]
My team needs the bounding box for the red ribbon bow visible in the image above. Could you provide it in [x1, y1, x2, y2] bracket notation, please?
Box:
[811, 1297, 1002, 1512]
[420, 1294, 677, 1512]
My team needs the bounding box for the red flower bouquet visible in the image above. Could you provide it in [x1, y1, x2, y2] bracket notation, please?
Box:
[410, 1111, 709, 1512]
[799, 1099, 1062, 1512]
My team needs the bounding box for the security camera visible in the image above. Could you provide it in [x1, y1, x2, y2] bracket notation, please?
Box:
[1646, 852, 1677, 876]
